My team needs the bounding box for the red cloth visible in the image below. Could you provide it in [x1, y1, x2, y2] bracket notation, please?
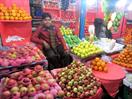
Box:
[31, 26, 67, 50]
[93, 63, 125, 97]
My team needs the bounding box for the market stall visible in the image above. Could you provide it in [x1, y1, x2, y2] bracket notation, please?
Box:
[0, 0, 132, 99]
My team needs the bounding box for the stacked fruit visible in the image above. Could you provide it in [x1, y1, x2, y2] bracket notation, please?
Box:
[1, 65, 64, 99]
[0, 44, 45, 67]
[91, 57, 108, 72]
[0, 3, 32, 20]
[107, 12, 123, 32]
[60, 25, 73, 35]
[113, 45, 132, 68]
[71, 41, 103, 58]
[55, 61, 101, 98]
[64, 35, 81, 48]
[124, 27, 132, 44]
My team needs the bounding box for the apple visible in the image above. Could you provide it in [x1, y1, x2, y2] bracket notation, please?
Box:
[21, 78, 31, 86]
[38, 71, 45, 77]
[28, 87, 36, 96]
[34, 84, 41, 91]
[20, 87, 28, 96]
[11, 92, 20, 99]
[2, 91, 11, 98]
[34, 65, 43, 72]
[10, 72, 21, 79]
[7, 79, 17, 88]
[41, 83, 50, 91]
[11, 86, 19, 93]
[23, 68, 32, 75]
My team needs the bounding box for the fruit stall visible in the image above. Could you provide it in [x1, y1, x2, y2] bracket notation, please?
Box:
[0, 0, 132, 99]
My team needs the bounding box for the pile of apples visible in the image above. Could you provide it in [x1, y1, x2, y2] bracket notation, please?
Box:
[55, 61, 101, 98]
[0, 3, 32, 20]
[113, 45, 132, 68]
[1, 65, 64, 99]
[91, 57, 108, 72]
[60, 25, 73, 35]
[0, 44, 46, 67]
[71, 41, 103, 58]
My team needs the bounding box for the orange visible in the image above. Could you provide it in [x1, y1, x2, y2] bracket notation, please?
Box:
[97, 62, 101, 67]
[12, 12, 17, 17]
[18, 17, 23, 20]
[93, 66, 98, 71]
[98, 66, 103, 71]
[9, 16, 14, 20]
[103, 67, 108, 72]
[4, 12, 9, 16]
[0, 16, 4, 20]
[95, 57, 100, 62]
[4, 16, 9, 20]
[14, 17, 18, 20]
[101, 62, 106, 67]
[0, 12, 4, 16]
[17, 13, 21, 17]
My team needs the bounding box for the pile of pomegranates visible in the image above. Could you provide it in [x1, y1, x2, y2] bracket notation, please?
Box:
[1, 65, 64, 99]
[55, 61, 101, 98]
[0, 44, 46, 67]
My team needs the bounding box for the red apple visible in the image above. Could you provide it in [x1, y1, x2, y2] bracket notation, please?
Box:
[2, 91, 11, 98]
[7, 79, 17, 88]
[11, 92, 20, 99]
[41, 83, 50, 91]
[21, 78, 31, 86]
[34, 65, 43, 72]
[23, 68, 32, 76]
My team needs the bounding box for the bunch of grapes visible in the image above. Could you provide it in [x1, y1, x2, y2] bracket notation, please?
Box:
[61, 0, 69, 10]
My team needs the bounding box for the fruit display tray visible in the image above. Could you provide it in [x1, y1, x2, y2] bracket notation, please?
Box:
[51, 69, 103, 99]
[70, 52, 103, 62]
[0, 59, 48, 78]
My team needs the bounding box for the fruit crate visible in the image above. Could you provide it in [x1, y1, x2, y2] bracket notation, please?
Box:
[0, 59, 48, 78]
[70, 52, 103, 63]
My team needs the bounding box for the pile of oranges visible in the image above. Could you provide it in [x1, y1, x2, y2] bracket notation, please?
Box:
[113, 45, 132, 68]
[91, 57, 108, 72]
[124, 27, 132, 44]
[0, 3, 32, 20]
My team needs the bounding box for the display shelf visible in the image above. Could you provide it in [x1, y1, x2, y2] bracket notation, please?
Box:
[0, 59, 48, 78]
[0, 20, 32, 23]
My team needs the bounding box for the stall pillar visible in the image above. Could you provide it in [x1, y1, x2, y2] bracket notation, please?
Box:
[79, 0, 86, 39]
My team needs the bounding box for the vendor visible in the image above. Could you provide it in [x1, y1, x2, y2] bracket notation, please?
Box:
[31, 12, 72, 70]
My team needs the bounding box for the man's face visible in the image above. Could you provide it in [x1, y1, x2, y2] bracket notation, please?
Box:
[42, 17, 52, 27]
